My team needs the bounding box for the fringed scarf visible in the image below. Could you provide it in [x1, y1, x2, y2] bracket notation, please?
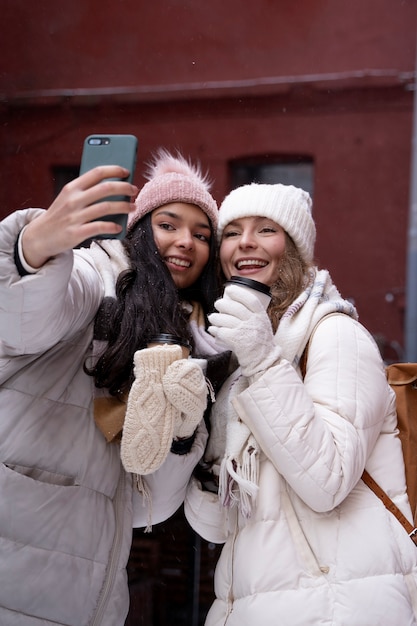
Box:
[211, 268, 358, 518]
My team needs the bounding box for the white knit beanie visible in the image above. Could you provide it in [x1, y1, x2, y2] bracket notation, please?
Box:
[217, 183, 316, 264]
[128, 148, 218, 231]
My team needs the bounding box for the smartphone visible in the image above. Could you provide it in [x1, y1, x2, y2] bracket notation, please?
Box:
[79, 134, 138, 239]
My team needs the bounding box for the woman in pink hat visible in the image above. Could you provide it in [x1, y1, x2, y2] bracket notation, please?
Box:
[0, 149, 225, 625]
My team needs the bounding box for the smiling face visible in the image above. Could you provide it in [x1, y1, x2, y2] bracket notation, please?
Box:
[220, 215, 286, 286]
[151, 202, 211, 289]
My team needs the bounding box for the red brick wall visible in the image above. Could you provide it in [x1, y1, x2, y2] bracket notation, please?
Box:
[1, 0, 415, 92]
[1, 0, 415, 348]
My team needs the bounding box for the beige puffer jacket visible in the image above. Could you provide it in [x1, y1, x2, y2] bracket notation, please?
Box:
[0, 208, 206, 626]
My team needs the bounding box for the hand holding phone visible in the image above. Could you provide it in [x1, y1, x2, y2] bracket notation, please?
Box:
[79, 134, 138, 239]
[21, 164, 139, 269]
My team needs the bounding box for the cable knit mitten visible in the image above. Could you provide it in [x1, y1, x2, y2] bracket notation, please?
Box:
[162, 358, 208, 440]
[121, 344, 182, 475]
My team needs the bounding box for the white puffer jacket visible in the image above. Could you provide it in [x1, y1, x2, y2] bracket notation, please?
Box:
[0, 208, 207, 626]
[185, 313, 417, 626]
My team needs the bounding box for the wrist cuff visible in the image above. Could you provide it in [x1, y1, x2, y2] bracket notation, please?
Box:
[170, 430, 196, 455]
[15, 227, 39, 276]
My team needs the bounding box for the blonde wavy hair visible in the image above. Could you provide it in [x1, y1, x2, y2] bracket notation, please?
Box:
[268, 233, 311, 332]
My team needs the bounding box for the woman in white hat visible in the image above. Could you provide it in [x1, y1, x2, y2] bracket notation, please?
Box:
[0, 149, 224, 625]
[185, 182, 417, 625]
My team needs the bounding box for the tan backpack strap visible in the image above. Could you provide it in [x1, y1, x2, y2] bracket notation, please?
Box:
[299, 345, 308, 379]
[299, 314, 417, 545]
[362, 469, 417, 546]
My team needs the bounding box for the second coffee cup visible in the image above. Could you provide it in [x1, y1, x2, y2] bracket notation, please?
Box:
[147, 334, 191, 359]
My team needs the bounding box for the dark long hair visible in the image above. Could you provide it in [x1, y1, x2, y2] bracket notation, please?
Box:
[86, 212, 220, 397]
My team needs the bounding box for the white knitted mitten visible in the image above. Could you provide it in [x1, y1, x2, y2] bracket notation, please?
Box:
[208, 284, 282, 378]
[162, 358, 208, 440]
[121, 344, 182, 475]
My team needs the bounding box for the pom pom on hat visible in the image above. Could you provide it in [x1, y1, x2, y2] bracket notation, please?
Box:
[129, 148, 218, 231]
[217, 183, 316, 264]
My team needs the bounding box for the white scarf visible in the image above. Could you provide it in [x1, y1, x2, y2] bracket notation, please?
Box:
[88, 239, 131, 298]
[215, 267, 358, 517]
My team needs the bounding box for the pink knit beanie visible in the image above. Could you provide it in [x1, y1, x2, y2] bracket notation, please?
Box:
[128, 148, 218, 231]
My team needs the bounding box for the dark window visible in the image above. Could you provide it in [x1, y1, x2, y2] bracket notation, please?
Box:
[51, 165, 79, 197]
[230, 156, 314, 197]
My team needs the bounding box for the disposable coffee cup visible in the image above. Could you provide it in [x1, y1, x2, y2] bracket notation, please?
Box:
[225, 276, 272, 309]
[148, 333, 191, 358]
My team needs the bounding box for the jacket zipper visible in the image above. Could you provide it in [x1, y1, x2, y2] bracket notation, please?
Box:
[91, 466, 126, 626]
